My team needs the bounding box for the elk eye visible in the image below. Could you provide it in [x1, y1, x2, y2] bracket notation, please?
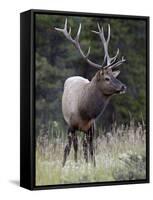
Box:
[105, 77, 110, 81]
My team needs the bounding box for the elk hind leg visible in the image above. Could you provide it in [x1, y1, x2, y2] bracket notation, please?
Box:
[62, 128, 73, 166]
[88, 125, 96, 167]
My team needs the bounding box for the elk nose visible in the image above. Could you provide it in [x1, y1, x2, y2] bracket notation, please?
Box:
[120, 84, 127, 92]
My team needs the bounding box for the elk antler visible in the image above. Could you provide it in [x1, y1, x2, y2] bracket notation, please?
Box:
[55, 18, 102, 69]
[92, 23, 126, 69]
[55, 19, 126, 69]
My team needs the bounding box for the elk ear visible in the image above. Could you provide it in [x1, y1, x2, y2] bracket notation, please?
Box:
[96, 71, 101, 81]
[112, 70, 120, 78]
[97, 70, 104, 81]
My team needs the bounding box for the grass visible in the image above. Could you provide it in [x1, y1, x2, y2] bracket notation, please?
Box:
[35, 122, 146, 186]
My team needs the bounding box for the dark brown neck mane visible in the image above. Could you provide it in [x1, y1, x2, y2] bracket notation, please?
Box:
[79, 74, 111, 121]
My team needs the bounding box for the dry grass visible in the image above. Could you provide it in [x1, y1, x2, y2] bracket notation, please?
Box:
[36, 122, 146, 186]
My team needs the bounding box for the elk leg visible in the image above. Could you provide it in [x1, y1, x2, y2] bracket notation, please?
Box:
[73, 132, 78, 162]
[83, 133, 88, 163]
[88, 125, 96, 167]
[62, 128, 73, 166]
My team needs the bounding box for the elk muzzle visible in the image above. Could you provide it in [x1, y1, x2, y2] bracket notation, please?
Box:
[117, 84, 127, 94]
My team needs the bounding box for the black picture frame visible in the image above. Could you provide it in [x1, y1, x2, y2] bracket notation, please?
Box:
[20, 9, 150, 190]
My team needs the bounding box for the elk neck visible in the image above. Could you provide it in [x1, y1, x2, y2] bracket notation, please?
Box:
[79, 74, 112, 121]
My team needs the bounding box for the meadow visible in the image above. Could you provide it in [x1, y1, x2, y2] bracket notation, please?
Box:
[36, 121, 146, 186]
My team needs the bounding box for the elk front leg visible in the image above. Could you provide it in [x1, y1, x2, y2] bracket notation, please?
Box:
[83, 133, 88, 163]
[73, 132, 78, 163]
[62, 128, 73, 166]
[88, 125, 96, 166]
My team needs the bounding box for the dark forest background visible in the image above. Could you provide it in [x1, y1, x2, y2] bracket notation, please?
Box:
[35, 14, 146, 136]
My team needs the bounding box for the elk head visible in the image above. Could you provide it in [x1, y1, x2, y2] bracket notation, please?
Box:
[95, 68, 126, 96]
[55, 19, 127, 96]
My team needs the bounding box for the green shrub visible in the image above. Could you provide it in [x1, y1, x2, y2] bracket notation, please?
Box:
[113, 151, 146, 181]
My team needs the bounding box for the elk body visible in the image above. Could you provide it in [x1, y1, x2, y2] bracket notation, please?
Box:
[55, 19, 127, 166]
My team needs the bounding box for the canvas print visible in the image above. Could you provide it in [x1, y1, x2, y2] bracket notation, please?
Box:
[35, 13, 148, 186]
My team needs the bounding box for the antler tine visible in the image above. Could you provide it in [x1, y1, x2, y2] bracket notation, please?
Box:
[76, 23, 81, 41]
[109, 48, 120, 65]
[97, 23, 102, 33]
[92, 23, 125, 69]
[86, 47, 91, 58]
[64, 18, 67, 30]
[55, 19, 102, 69]
[68, 27, 71, 34]
[110, 56, 126, 69]
[55, 18, 66, 32]
[93, 23, 111, 66]
[55, 18, 72, 42]
[107, 24, 110, 45]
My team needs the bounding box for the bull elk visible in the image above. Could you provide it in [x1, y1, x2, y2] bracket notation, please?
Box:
[55, 19, 127, 166]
